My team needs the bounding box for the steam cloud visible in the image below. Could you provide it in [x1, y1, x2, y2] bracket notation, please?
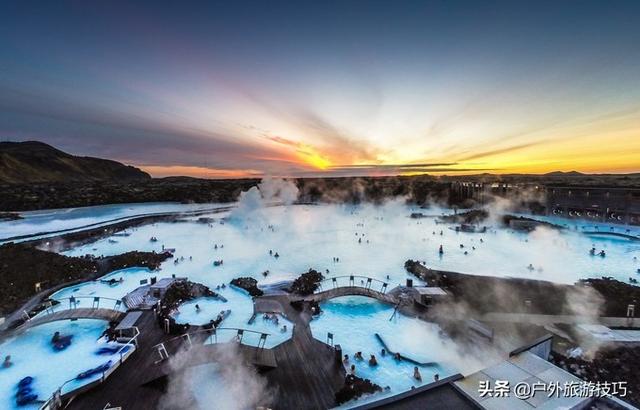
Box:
[230, 177, 299, 220]
[159, 343, 273, 410]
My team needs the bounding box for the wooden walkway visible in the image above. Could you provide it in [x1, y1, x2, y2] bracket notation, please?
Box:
[306, 286, 398, 305]
[66, 300, 346, 410]
[10, 308, 124, 335]
[266, 295, 346, 409]
[66, 310, 173, 410]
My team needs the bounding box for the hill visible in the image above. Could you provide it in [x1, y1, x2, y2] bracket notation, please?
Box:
[0, 141, 150, 183]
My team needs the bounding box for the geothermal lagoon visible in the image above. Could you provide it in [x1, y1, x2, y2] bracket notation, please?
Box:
[1, 201, 639, 409]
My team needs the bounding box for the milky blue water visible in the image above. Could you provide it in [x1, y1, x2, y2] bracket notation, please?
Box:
[0, 319, 127, 410]
[4, 202, 640, 406]
[310, 296, 454, 406]
[0, 202, 227, 242]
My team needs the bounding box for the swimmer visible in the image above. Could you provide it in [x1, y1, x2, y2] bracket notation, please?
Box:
[369, 355, 378, 366]
[350, 364, 356, 375]
[354, 351, 363, 360]
[527, 264, 535, 271]
[434, 373, 439, 381]
[51, 331, 61, 344]
[3, 355, 11, 368]
[413, 367, 422, 381]
[394, 352, 401, 361]
[381, 348, 386, 356]
[281, 325, 287, 333]
[195, 304, 201, 312]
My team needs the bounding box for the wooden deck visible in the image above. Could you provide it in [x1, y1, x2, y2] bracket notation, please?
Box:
[66, 299, 346, 410]
[265, 296, 346, 409]
[66, 310, 172, 410]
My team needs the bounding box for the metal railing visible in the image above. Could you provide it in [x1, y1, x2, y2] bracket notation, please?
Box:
[30, 296, 126, 318]
[314, 275, 389, 294]
[153, 327, 271, 362]
[39, 326, 140, 410]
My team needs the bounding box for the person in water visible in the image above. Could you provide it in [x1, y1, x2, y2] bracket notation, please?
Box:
[434, 373, 440, 381]
[195, 304, 201, 312]
[381, 348, 386, 356]
[394, 352, 402, 361]
[51, 331, 61, 344]
[354, 351, 363, 360]
[413, 366, 422, 381]
[369, 355, 378, 366]
[2, 355, 11, 368]
[349, 364, 356, 375]
[343, 354, 349, 364]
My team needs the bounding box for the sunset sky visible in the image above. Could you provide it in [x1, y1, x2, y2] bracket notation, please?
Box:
[1, 1, 639, 178]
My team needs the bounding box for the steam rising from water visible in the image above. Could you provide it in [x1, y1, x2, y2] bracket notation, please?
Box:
[160, 343, 272, 410]
[230, 177, 299, 221]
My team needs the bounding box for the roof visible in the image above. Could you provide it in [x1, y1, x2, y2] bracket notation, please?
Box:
[351, 374, 480, 410]
[115, 311, 142, 330]
[455, 351, 590, 410]
[414, 287, 447, 296]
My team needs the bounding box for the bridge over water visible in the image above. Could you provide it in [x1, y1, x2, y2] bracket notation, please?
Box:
[304, 275, 399, 305]
[10, 296, 126, 335]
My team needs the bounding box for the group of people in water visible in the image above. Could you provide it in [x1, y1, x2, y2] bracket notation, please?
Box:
[174, 255, 192, 265]
[268, 249, 280, 258]
[589, 247, 606, 257]
[343, 348, 437, 383]
[262, 313, 288, 332]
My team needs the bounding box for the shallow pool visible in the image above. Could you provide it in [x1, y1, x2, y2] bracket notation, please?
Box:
[0, 319, 127, 409]
[310, 296, 456, 406]
[173, 292, 294, 348]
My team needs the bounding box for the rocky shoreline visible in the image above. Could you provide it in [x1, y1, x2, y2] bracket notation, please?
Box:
[0, 242, 172, 319]
[404, 260, 638, 317]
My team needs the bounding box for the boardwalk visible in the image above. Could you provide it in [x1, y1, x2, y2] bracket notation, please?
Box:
[67, 310, 172, 410]
[67, 299, 346, 410]
[8, 308, 124, 336]
[307, 286, 398, 304]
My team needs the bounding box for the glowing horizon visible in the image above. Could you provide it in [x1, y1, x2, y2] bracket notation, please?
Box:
[1, 1, 639, 178]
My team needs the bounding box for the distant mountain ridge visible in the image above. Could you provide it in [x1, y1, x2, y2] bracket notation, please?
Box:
[0, 141, 150, 184]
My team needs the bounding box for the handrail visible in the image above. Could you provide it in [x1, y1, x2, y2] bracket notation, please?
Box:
[39, 326, 140, 410]
[314, 275, 390, 294]
[35, 296, 126, 318]
[154, 326, 271, 350]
